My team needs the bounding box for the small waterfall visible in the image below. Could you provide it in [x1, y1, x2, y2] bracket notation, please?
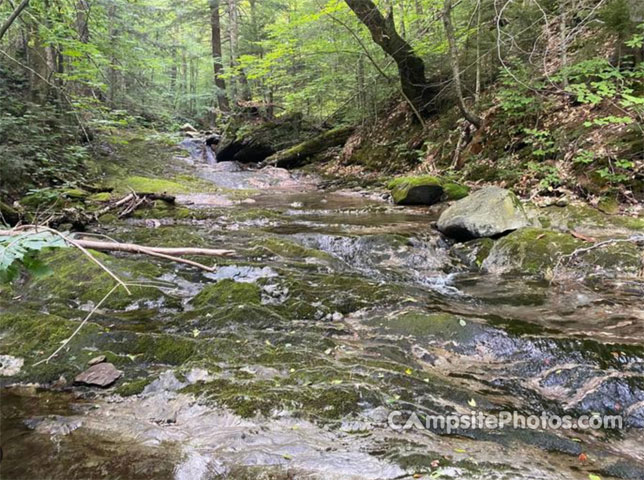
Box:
[204, 145, 216, 165]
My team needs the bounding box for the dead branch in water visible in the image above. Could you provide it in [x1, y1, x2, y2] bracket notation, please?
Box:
[0, 226, 235, 272]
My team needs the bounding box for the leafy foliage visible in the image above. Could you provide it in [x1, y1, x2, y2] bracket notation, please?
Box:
[0, 232, 68, 283]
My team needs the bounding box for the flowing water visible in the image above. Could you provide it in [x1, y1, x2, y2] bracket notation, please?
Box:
[1, 142, 644, 480]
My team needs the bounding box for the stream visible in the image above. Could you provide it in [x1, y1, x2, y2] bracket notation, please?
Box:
[1, 139, 644, 480]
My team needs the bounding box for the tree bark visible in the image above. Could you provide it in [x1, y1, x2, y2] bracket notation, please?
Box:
[344, 0, 436, 115]
[226, 0, 239, 103]
[0, 0, 30, 40]
[442, 0, 481, 128]
[209, 0, 229, 112]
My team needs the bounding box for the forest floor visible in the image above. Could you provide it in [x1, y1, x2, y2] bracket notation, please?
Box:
[1, 133, 644, 480]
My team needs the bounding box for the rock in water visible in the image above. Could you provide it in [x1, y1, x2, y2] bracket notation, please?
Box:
[74, 363, 122, 387]
[437, 186, 528, 240]
[87, 354, 107, 366]
[388, 176, 444, 205]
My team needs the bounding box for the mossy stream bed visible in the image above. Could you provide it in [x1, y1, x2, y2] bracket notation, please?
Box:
[2, 143, 644, 479]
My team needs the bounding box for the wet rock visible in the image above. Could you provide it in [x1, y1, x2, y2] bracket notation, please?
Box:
[25, 415, 83, 436]
[482, 228, 580, 276]
[0, 355, 24, 376]
[437, 186, 529, 240]
[74, 363, 121, 387]
[143, 371, 187, 394]
[88, 355, 106, 366]
[482, 227, 643, 277]
[211, 161, 242, 172]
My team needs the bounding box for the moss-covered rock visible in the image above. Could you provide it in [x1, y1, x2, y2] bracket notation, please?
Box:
[482, 227, 643, 277]
[134, 335, 196, 365]
[27, 249, 172, 310]
[386, 175, 469, 205]
[442, 182, 470, 200]
[387, 175, 443, 205]
[62, 188, 90, 200]
[530, 203, 644, 239]
[191, 279, 261, 308]
[482, 228, 581, 275]
[437, 186, 528, 240]
[119, 176, 190, 194]
[0, 311, 105, 383]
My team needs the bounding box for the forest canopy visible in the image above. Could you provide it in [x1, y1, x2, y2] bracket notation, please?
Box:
[1, 0, 643, 202]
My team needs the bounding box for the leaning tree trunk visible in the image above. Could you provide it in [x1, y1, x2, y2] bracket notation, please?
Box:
[209, 0, 229, 112]
[442, 0, 481, 128]
[344, 0, 435, 115]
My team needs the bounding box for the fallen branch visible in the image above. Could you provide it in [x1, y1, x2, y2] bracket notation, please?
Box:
[94, 192, 176, 219]
[71, 238, 235, 258]
[0, 226, 235, 272]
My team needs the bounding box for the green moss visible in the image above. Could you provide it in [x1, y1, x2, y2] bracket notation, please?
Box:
[387, 175, 442, 190]
[386, 175, 468, 204]
[484, 228, 581, 275]
[130, 200, 193, 219]
[62, 188, 89, 200]
[475, 238, 495, 266]
[598, 195, 620, 214]
[115, 377, 154, 396]
[89, 192, 112, 202]
[135, 335, 196, 365]
[0, 311, 104, 383]
[443, 182, 470, 200]
[28, 249, 170, 310]
[120, 176, 190, 194]
[191, 279, 261, 308]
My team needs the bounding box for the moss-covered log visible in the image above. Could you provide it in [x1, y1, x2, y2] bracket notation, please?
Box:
[264, 126, 354, 168]
[216, 113, 320, 163]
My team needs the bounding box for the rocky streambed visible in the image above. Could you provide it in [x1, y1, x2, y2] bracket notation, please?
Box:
[1, 138, 644, 480]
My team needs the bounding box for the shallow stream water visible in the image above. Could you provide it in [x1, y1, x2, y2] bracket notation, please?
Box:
[1, 146, 644, 480]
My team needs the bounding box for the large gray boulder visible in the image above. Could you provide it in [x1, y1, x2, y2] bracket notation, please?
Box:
[437, 186, 528, 240]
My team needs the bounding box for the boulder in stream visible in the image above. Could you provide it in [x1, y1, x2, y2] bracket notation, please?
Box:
[437, 186, 528, 239]
[482, 227, 643, 277]
[74, 362, 122, 387]
[387, 175, 469, 205]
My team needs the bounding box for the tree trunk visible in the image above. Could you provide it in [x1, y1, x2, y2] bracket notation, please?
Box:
[226, 0, 240, 103]
[75, 0, 90, 43]
[344, 0, 436, 115]
[442, 0, 481, 128]
[0, 0, 30, 40]
[209, 0, 229, 112]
